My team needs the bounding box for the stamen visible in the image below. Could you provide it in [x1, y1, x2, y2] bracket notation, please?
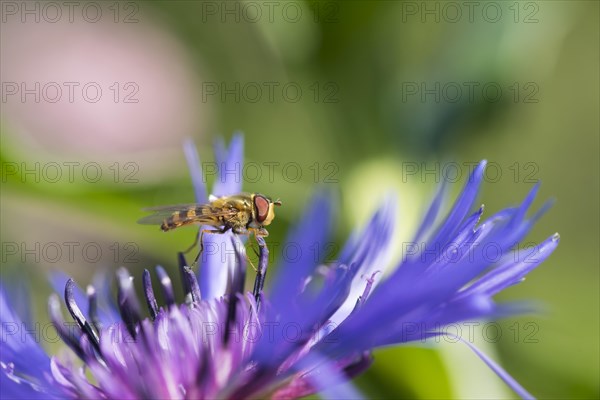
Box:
[1, 361, 43, 392]
[223, 294, 238, 346]
[195, 349, 210, 398]
[231, 236, 246, 295]
[116, 268, 141, 338]
[225, 237, 246, 346]
[143, 269, 159, 320]
[252, 236, 269, 309]
[64, 279, 100, 353]
[182, 266, 202, 304]
[352, 271, 381, 312]
[156, 265, 175, 307]
[86, 285, 101, 332]
[178, 252, 193, 305]
[343, 351, 374, 377]
[48, 294, 85, 360]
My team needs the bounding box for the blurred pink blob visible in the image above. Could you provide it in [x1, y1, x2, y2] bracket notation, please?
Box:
[1, 8, 205, 158]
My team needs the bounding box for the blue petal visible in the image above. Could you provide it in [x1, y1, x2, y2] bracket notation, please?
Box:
[430, 333, 535, 399]
[344, 161, 486, 326]
[0, 369, 60, 400]
[198, 232, 239, 300]
[1, 279, 33, 328]
[411, 178, 448, 243]
[317, 181, 555, 359]
[195, 134, 245, 299]
[427, 160, 486, 248]
[250, 190, 334, 368]
[0, 287, 54, 393]
[327, 195, 397, 325]
[510, 181, 540, 227]
[212, 133, 244, 197]
[268, 189, 334, 303]
[183, 138, 208, 203]
[461, 233, 559, 296]
[423, 206, 485, 276]
[398, 161, 486, 278]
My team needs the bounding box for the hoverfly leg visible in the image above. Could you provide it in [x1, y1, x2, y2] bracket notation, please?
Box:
[248, 228, 267, 292]
[233, 227, 258, 272]
[245, 255, 258, 273]
[192, 227, 229, 269]
[233, 227, 259, 273]
[183, 231, 200, 254]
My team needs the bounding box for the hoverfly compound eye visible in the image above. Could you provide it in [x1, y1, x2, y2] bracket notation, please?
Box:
[254, 195, 270, 223]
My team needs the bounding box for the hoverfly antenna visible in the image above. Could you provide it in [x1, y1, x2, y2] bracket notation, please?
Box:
[273, 199, 282, 206]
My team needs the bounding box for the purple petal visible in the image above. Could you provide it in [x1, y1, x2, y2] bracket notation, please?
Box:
[298, 354, 364, 400]
[116, 268, 142, 338]
[64, 279, 100, 353]
[155, 265, 175, 307]
[47, 294, 85, 360]
[142, 269, 159, 319]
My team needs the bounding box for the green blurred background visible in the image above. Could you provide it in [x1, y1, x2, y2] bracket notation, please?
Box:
[1, 1, 598, 398]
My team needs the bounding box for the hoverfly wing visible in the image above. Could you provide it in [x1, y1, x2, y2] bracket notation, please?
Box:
[137, 211, 178, 225]
[141, 203, 204, 212]
[138, 203, 238, 231]
[138, 203, 201, 225]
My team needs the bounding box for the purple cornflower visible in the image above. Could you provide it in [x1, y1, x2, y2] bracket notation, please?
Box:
[1, 134, 559, 399]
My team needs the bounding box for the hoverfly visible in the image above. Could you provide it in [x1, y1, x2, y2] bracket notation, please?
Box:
[138, 193, 281, 267]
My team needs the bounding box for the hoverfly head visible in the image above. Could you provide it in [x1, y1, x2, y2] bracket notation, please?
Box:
[253, 194, 277, 226]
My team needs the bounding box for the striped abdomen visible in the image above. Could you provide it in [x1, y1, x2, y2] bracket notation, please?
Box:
[160, 206, 224, 231]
